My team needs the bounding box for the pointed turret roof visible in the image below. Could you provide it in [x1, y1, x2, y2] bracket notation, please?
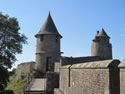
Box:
[93, 28, 110, 41]
[98, 28, 110, 38]
[35, 12, 62, 37]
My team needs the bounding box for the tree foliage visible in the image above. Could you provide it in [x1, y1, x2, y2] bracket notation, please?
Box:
[0, 12, 27, 90]
[0, 66, 9, 90]
[0, 12, 27, 68]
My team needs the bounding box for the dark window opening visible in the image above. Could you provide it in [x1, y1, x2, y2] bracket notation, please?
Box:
[40, 35, 44, 41]
[46, 57, 51, 71]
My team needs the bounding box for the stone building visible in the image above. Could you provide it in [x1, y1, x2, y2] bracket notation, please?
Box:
[91, 29, 112, 60]
[35, 13, 62, 74]
[16, 13, 125, 94]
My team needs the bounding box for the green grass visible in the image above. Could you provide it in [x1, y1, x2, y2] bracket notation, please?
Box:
[5, 75, 27, 94]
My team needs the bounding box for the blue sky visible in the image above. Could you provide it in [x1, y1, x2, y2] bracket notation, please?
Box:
[0, 0, 125, 68]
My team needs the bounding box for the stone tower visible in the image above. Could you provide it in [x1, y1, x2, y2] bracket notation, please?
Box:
[91, 28, 112, 60]
[35, 13, 62, 73]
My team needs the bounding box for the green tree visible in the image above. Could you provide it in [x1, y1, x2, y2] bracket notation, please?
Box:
[0, 66, 9, 90]
[0, 12, 27, 90]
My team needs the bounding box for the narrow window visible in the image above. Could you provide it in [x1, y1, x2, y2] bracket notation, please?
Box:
[40, 35, 44, 41]
[46, 57, 51, 71]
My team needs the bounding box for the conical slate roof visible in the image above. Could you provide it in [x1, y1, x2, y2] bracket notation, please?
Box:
[35, 13, 62, 37]
[93, 29, 110, 41]
[98, 28, 110, 38]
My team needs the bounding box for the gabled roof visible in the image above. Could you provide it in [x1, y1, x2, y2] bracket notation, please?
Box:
[98, 28, 110, 38]
[35, 13, 62, 37]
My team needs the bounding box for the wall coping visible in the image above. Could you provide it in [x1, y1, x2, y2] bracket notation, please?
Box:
[118, 59, 125, 68]
[61, 65, 71, 69]
[61, 59, 120, 69]
[17, 61, 35, 67]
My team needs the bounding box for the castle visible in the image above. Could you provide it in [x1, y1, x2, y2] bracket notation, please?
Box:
[16, 13, 125, 94]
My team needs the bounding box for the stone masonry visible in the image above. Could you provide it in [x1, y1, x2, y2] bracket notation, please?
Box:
[16, 13, 125, 94]
[35, 13, 62, 74]
[16, 61, 35, 79]
[55, 59, 120, 94]
[118, 60, 125, 94]
[91, 29, 112, 60]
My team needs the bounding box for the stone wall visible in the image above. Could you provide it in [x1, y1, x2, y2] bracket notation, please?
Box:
[46, 72, 59, 93]
[54, 56, 101, 73]
[60, 56, 101, 65]
[91, 39, 112, 60]
[118, 60, 125, 94]
[54, 62, 61, 72]
[16, 61, 35, 79]
[55, 59, 120, 94]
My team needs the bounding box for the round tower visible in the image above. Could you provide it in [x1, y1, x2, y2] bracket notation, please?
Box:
[91, 28, 112, 60]
[35, 13, 62, 73]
